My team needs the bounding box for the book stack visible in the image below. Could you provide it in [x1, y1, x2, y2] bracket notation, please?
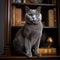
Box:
[38, 48, 56, 55]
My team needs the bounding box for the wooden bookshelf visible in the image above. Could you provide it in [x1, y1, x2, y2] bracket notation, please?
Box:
[3, 0, 60, 58]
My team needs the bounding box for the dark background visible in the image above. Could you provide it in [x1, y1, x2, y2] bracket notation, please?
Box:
[0, 0, 5, 55]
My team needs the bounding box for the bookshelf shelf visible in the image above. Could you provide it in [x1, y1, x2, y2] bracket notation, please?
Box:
[12, 3, 56, 7]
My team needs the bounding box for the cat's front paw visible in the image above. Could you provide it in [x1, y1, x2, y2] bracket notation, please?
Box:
[33, 53, 42, 58]
[36, 53, 42, 58]
[26, 53, 32, 58]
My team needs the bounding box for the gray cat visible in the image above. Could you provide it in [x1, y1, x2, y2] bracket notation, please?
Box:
[13, 6, 43, 58]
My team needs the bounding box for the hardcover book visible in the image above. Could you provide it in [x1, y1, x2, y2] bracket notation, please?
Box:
[48, 9, 55, 27]
[12, 7, 22, 26]
[15, 8, 22, 26]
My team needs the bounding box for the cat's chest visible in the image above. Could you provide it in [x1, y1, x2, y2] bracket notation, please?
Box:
[24, 24, 42, 31]
[24, 25, 41, 39]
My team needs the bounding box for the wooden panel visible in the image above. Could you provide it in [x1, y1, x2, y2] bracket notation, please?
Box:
[4, 46, 11, 56]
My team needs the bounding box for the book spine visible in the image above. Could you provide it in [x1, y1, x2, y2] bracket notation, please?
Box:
[15, 8, 22, 26]
[48, 9, 55, 27]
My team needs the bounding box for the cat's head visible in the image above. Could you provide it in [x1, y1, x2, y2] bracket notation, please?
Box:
[25, 6, 42, 24]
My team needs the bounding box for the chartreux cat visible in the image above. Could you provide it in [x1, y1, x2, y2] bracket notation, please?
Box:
[13, 6, 43, 58]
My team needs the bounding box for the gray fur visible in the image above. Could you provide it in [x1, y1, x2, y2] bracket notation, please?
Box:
[13, 6, 43, 58]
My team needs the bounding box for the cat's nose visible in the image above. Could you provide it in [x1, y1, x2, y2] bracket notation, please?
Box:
[32, 15, 36, 20]
[32, 16, 34, 19]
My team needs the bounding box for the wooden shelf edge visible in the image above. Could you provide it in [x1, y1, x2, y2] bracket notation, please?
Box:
[0, 56, 60, 59]
[12, 3, 56, 7]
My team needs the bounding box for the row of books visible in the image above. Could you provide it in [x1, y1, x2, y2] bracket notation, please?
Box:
[13, 0, 56, 4]
[38, 48, 56, 55]
[12, 6, 26, 26]
[11, 7, 57, 27]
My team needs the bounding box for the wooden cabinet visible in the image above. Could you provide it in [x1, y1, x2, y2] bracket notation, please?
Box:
[4, 0, 60, 57]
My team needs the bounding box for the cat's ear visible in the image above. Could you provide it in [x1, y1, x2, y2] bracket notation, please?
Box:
[25, 6, 30, 12]
[36, 6, 41, 13]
